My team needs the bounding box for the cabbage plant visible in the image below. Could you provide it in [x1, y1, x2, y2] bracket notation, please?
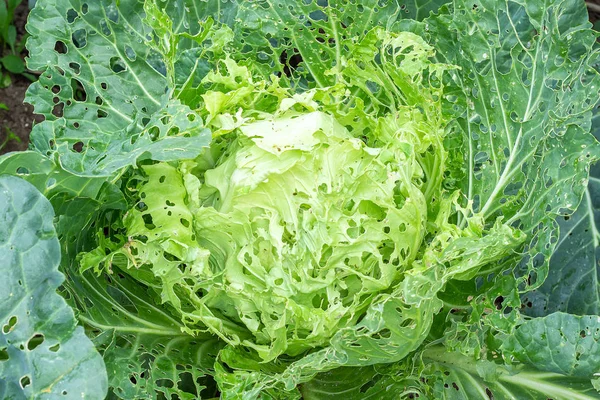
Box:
[2, 0, 600, 399]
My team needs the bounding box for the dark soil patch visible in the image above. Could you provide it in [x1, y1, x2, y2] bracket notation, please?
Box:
[0, 1, 41, 155]
[590, 1, 600, 26]
[13, 1, 29, 39]
[0, 76, 42, 153]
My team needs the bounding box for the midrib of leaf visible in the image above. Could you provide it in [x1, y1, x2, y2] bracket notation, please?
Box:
[76, 272, 184, 332]
[176, 57, 202, 97]
[584, 183, 600, 308]
[466, 3, 546, 218]
[507, 372, 598, 400]
[487, 121, 542, 222]
[585, 182, 600, 247]
[462, 10, 515, 210]
[423, 347, 600, 400]
[465, 76, 475, 213]
[490, 380, 518, 398]
[78, 315, 185, 336]
[97, 5, 161, 106]
[463, 55, 499, 198]
[327, 9, 342, 85]
[453, 368, 489, 398]
[506, 8, 533, 54]
[507, 169, 573, 225]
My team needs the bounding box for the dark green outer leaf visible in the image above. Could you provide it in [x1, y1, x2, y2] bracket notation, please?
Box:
[0, 151, 107, 200]
[38, 175, 224, 398]
[0, 175, 107, 399]
[0, 151, 221, 399]
[524, 108, 600, 316]
[502, 313, 600, 377]
[420, 346, 600, 400]
[301, 346, 600, 400]
[25, 1, 211, 176]
[426, 0, 600, 290]
[63, 265, 224, 399]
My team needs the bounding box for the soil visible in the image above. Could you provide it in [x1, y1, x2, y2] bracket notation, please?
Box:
[0, 77, 42, 153]
[590, 1, 600, 28]
[0, 1, 41, 154]
[1, 1, 600, 156]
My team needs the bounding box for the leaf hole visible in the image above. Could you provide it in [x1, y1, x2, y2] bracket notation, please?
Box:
[2, 316, 17, 333]
[72, 29, 87, 48]
[70, 78, 87, 102]
[54, 41, 67, 54]
[124, 45, 137, 61]
[26, 334, 45, 351]
[359, 379, 377, 393]
[52, 103, 64, 118]
[109, 57, 127, 73]
[494, 296, 504, 310]
[72, 142, 84, 153]
[156, 379, 174, 388]
[20, 375, 31, 389]
[66, 9, 79, 23]
[142, 214, 155, 230]
[399, 318, 415, 328]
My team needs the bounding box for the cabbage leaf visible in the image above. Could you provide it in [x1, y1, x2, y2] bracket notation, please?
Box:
[0, 0, 598, 398]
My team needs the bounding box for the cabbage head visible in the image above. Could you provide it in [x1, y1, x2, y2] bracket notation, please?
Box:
[82, 31, 525, 374]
